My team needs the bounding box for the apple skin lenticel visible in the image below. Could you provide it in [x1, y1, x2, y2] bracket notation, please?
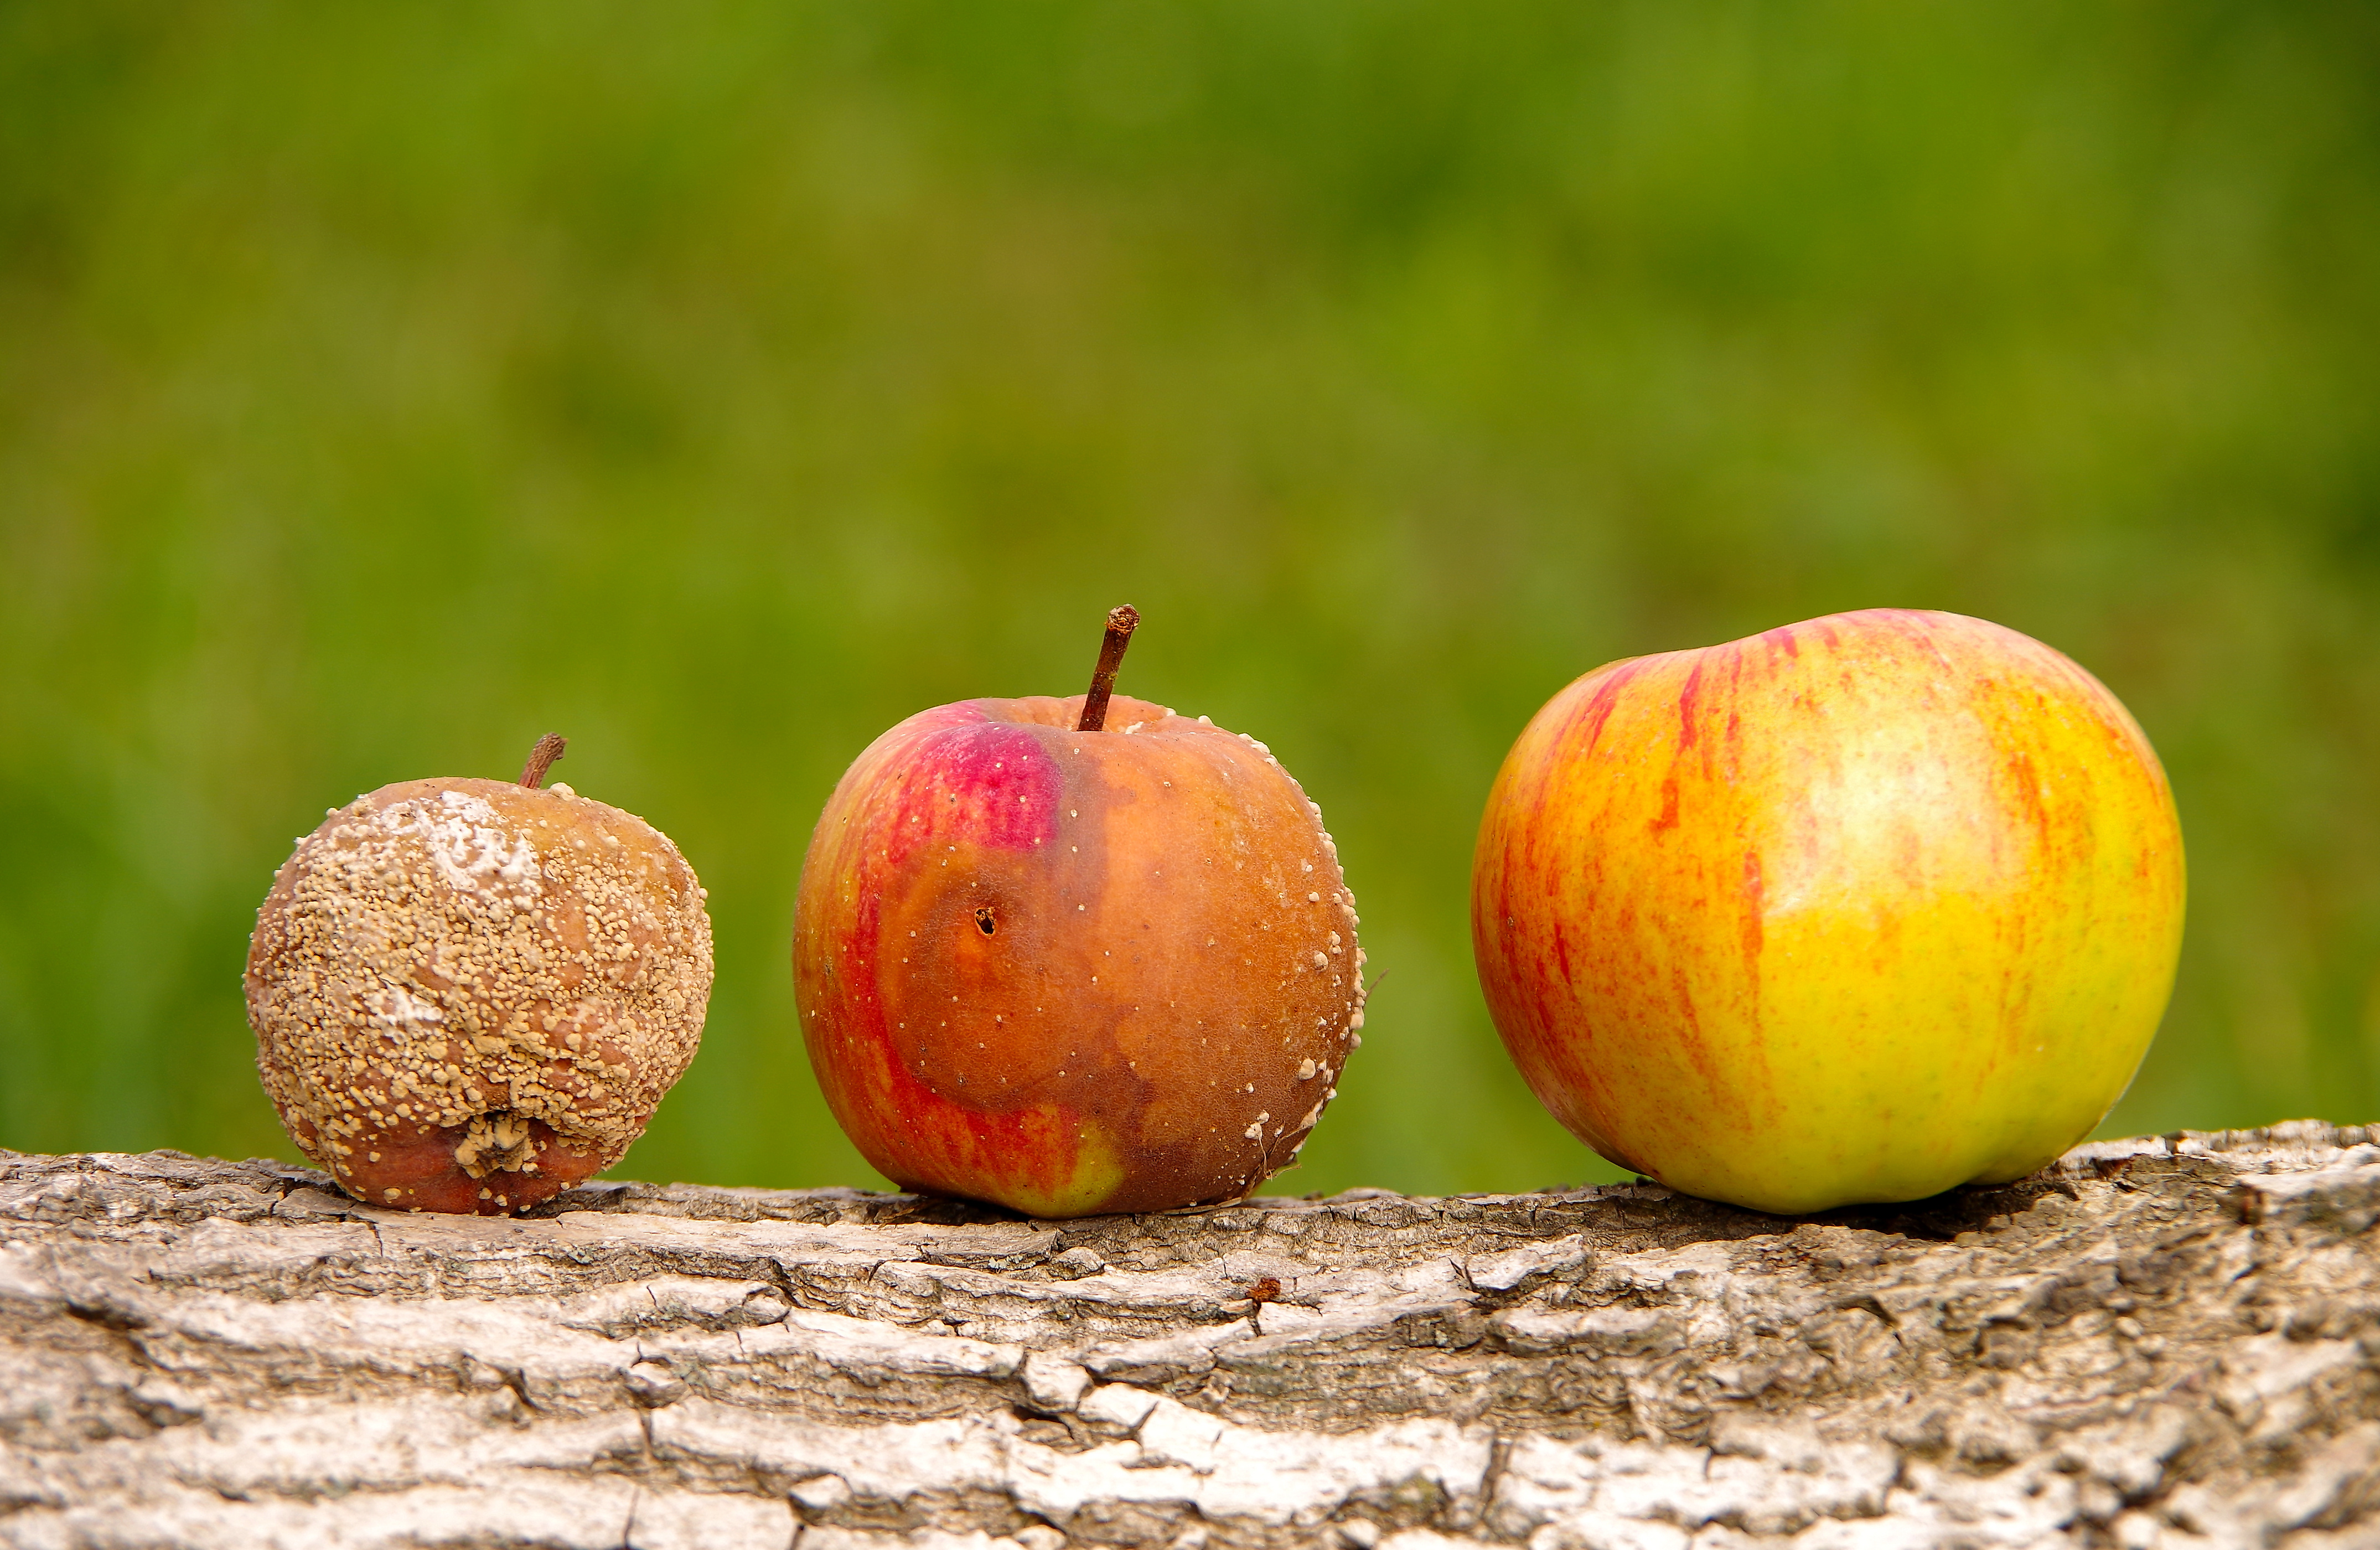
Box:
[246, 753, 711, 1215]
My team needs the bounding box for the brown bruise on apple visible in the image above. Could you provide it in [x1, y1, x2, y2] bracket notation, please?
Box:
[795, 694, 1367, 1217]
[247, 778, 712, 1215]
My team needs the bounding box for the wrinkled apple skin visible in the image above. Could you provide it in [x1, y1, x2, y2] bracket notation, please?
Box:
[794, 694, 1364, 1217]
[1472, 609, 2185, 1215]
[249, 779, 712, 1215]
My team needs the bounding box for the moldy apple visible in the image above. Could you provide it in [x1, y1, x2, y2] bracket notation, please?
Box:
[247, 736, 712, 1214]
[794, 607, 1367, 1217]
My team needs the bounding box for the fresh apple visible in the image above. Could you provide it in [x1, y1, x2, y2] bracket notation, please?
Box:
[248, 736, 712, 1215]
[794, 608, 1366, 1217]
[1471, 608, 2185, 1215]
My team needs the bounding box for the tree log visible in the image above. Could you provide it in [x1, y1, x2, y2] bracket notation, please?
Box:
[5, 1125, 2380, 1550]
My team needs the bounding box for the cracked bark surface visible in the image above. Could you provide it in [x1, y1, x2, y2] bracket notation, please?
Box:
[5, 1124, 2380, 1550]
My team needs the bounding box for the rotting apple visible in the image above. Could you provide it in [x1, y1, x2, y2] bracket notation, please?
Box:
[247, 735, 712, 1215]
[793, 607, 1367, 1218]
[1472, 608, 2185, 1215]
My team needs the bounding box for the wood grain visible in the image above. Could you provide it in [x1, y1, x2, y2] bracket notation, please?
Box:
[5, 1124, 2379, 1549]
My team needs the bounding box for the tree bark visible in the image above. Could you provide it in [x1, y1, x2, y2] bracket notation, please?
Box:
[4, 1124, 2379, 1550]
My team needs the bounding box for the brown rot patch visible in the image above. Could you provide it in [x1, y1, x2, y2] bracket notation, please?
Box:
[340, 1108, 604, 1215]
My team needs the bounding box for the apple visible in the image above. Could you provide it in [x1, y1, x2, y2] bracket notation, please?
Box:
[247, 735, 713, 1215]
[1471, 608, 2185, 1215]
[794, 607, 1366, 1217]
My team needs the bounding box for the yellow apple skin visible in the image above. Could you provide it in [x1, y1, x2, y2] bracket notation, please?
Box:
[1471, 609, 2186, 1215]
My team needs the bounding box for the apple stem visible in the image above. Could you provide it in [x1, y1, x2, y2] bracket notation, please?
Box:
[519, 734, 568, 789]
[1076, 605, 1141, 733]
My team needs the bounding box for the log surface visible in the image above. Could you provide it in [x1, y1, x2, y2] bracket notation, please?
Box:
[4, 1125, 2380, 1550]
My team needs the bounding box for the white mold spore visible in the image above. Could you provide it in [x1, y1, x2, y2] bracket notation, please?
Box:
[365, 985, 446, 1029]
[401, 790, 542, 898]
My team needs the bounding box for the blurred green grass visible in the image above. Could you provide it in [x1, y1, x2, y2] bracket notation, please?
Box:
[3, 2, 2377, 1198]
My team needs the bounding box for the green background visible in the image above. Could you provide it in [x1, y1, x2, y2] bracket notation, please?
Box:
[4, 3, 2377, 1200]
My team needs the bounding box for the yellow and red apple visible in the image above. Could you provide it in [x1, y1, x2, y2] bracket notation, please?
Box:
[794, 614, 1365, 1217]
[1472, 608, 2185, 1215]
